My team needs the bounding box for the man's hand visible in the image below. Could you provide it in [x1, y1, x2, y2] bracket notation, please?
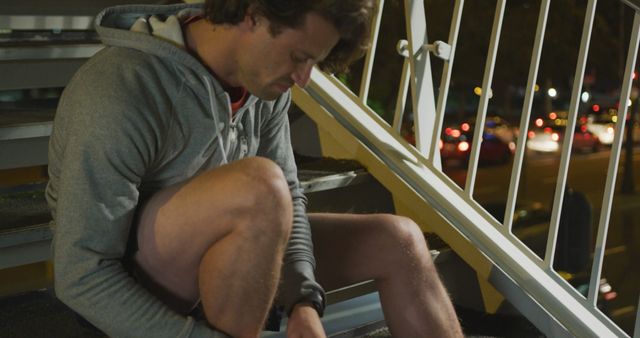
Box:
[286, 303, 326, 338]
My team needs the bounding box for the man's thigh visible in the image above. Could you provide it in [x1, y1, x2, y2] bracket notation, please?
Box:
[130, 159, 279, 312]
[309, 213, 416, 291]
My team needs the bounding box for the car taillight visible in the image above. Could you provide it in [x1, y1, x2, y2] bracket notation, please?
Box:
[604, 291, 618, 301]
[458, 141, 470, 152]
[528, 131, 535, 139]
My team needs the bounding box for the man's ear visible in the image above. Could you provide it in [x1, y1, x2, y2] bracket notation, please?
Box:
[241, 5, 260, 31]
[238, 13, 256, 32]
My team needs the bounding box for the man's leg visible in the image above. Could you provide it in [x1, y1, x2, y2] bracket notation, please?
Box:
[310, 213, 463, 337]
[132, 157, 292, 338]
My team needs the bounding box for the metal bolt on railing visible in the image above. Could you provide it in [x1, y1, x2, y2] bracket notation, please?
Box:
[396, 39, 452, 61]
[396, 39, 409, 58]
[424, 41, 452, 60]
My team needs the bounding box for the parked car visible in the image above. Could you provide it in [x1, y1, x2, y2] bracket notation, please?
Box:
[440, 122, 514, 167]
[526, 123, 600, 154]
[586, 122, 615, 146]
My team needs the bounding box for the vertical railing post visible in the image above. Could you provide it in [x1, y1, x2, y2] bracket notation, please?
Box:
[359, 0, 385, 104]
[403, 0, 438, 158]
[588, 11, 640, 305]
[544, 0, 598, 267]
[634, 293, 640, 338]
[392, 55, 411, 133]
[503, 0, 551, 231]
[465, 0, 506, 196]
[428, 0, 465, 169]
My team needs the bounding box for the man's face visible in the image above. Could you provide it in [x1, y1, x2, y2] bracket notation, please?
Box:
[236, 12, 340, 101]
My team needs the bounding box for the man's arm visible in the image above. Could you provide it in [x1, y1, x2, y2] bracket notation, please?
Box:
[256, 91, 326, 316]
[47, 56, 223, 338]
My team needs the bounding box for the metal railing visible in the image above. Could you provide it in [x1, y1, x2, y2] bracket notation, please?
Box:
[294, 0, 640, 336]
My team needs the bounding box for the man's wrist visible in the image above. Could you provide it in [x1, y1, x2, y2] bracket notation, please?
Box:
[294, 292, 325, 317]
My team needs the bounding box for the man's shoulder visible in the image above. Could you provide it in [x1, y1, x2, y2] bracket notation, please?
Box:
[68, 46, 179, 98]
[84, 46, 162, 75]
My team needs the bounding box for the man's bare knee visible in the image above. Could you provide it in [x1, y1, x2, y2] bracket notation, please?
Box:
[374, 215, 434, 268]
[195, 159, 294, 336]
[231, 157, 293, 237]
[132, 157, 293, 312]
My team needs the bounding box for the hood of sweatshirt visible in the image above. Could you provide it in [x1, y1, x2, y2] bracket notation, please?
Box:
[95, 4, 261, 165]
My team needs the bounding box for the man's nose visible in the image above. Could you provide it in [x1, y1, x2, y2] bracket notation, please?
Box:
[292, 60, 314, 88]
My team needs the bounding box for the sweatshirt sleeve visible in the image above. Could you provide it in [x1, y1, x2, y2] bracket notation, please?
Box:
[256, 91, 326, 316]
[47, 55, 226, 338]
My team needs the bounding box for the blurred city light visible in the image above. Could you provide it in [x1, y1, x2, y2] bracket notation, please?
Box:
[458, 141, 470, 152]
[474, 86, 493, 98]
[548, 88, 557, 98]
[535, 118, 544, 127]
[581, 91, 590, 102]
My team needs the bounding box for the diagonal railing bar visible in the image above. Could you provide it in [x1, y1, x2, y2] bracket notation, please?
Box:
[359, 0, 385, 103]
[465, 0, 506, 197]
[428, 0, 465, 165]
[623, 0, 640, 12]
[544, 0, 597, 268]
[503, 0, 551, 231]
[588, 11, 640, 305]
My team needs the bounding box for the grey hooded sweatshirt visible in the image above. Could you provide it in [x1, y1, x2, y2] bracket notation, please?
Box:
[46, 4, 324, 337]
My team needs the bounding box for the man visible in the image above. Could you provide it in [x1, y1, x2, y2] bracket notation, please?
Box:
[46, 0, 463, 337]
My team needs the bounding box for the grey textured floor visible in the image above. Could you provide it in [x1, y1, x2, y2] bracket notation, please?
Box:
[0, 289, 544, 338]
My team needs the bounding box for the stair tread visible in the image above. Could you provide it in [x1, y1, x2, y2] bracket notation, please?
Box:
[0, 159, 370, 234]
[0, 184, 49, 234]
[0, 107, 56, 128]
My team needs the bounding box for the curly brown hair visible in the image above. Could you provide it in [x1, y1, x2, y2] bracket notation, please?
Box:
[203, 0, 375, 73]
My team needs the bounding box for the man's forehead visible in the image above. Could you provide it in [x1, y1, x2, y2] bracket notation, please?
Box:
[287, 13, 339, 58]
